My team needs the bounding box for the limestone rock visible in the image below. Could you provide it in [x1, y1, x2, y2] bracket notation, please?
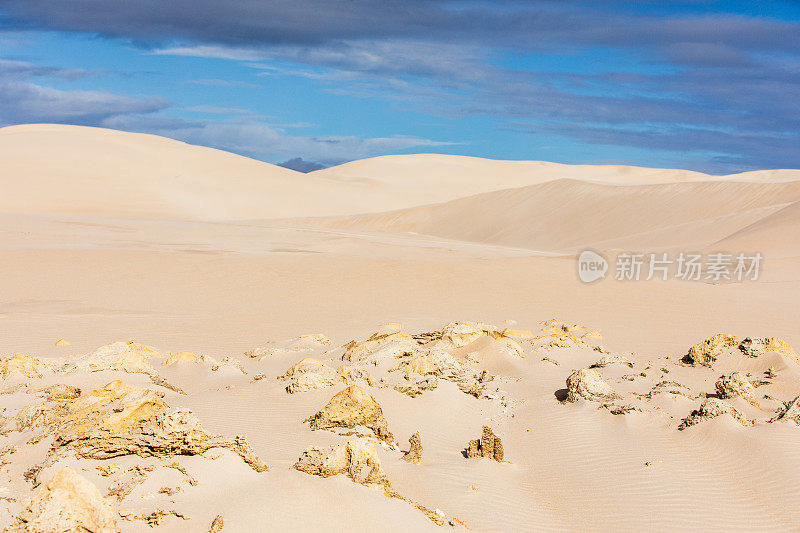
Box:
[738, 337, 799, 362]
[294, 437, 389, 486]
[49, 380, 267, 473]
[211, 356, 246, 374]
[0, 355, 44, 379]
[770, 396, 800, 425]
[209, 514, 224, 532]
[393, 377, 438, 398]
[279, 358, 340, 393]
[161, 352, 199, 366]
[500, 328, 534, 341]
[59, 341, 160, 375]
[402, 432, 423, 464]
[683, 334, 742, 366]
[43, 384, 81, 402]
[245, 334, 331, 360]
[465, 426, 504, 462]
[8, 467, 118, 532]
[306, 385, 394, 443]
[54, 339, 71, 347]
[341, 330, 419, 365]
[715, 372, 759, 406]
[678, 398, 752, 430]
[565, 368, 621, 403]
[591, 353, 634, 368]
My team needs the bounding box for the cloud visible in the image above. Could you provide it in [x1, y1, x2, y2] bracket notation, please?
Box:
[0, 58, 168, 125]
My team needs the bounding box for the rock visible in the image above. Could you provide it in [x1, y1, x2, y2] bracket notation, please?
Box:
[770, 396, 800, 425]
[211, 356, 246, 374]
[439, 322, 487, 348]
[678, 398, 752, 430]
[565, 368, 621, 403]
[279, 358, 340, 393]
[465, 426, 504, 462]
[715, 372, 759, 406]
[341, 330, 419, 365]
[54, 339, 71, 347]
[591, 353, 634, 368]
[43, 384, 81, 402]
[7, 467, 118, 532]
[500, 328, 534, 340]
[294, 437, 389, 486]
[59, 341, 160, 375]
[49, 380, 267, 474]
[0, 355, 44, 379]
[739, 337, 799, 362]
[307, 385, 394, 443]
[393, 377, 438, 398]
[294, 437, 451, 525]
[209, 514, 224, 532]
[683, 334, 742, 366]
[161, 352, 199, 366]
[245, 333, 331, 360]
[402, 432, 423, 464]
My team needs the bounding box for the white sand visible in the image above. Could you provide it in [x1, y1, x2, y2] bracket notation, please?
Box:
[1, 125, 799, 532]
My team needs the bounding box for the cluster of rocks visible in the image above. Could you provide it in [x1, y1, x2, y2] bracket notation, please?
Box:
[683, 334, 798, 367]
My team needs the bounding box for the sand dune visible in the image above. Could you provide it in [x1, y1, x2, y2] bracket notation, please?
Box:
[300, 179, 800, 254]
[4, 124, 800, 222]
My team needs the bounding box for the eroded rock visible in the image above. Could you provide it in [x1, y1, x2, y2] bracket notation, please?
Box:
[715, 372, 759, 406]
[279, 358, 340, 393]
[307, 385, 394, 443]
[770, 396, 800, 425]
[47, 380, 267, 474]
[402, 432, 423, 464]
[565, 368, 621, 403]
[678, 398, 752, 430]
[0, 356, 44, 380]
[7, 467, 118, 533]
[466, 426, 504, 462]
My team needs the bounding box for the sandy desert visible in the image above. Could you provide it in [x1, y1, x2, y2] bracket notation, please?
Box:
[1, 123, 800, 532]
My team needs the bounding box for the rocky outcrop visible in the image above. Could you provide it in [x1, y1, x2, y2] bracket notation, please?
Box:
[402, 432, 423, 464]
[393, 378, 438, 398]
[738, 337, 799, 362]
[770, 396, 800, 425]
[715, 372, 759, 406]
[341, 330, 419, 365]
[683, 334, 742, 366]
[565, 368, 621, 403]
[279, 358, 340, 393]
[6, 467, 118, 532]
[683, 334, 797, 367]
[47, 380, 267, 474]
[294, 437, 389, 486]
[60, 341, 160, 375]
[466, 426, 504, 462]
[294, 437, 451, 525]
[306, 385, 394, 443]
[161, 351, 200, 366]
[0, 355, 45, 379]
[678, 398, 752, 430]
[43, 384, 81, 402]
[591, 353, 634, 368]
[245, 333, 331, 360]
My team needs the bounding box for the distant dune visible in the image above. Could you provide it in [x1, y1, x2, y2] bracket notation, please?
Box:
[3, 124, 799, 221]
[302, 179, 800, 254]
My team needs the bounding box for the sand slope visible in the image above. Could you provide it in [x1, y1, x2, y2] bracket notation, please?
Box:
[300, 179, 800, 254]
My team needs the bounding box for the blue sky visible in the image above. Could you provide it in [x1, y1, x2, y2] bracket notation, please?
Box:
[0, 1, 798, 173]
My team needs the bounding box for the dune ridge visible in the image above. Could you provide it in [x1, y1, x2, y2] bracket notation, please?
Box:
[3, 124, 800, 222]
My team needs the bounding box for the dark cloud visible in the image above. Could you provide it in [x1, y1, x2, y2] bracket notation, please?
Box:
[277, 157, 327, 172]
